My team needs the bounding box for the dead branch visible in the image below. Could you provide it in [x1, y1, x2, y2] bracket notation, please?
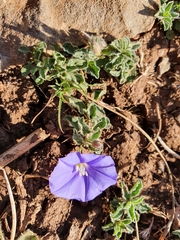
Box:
[0, 128, 50, 167]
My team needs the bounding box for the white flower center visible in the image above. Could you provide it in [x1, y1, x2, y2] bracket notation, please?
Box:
[76, 163, 88, 177]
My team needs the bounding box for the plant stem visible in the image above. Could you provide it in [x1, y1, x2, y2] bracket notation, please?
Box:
[135, 220, 140, 240]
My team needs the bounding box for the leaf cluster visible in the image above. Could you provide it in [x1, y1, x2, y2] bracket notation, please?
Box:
[102, 37, 140, 84]
[102, 179, 151, 239]
[155, 1, 180, 38]
[19, 37, 139, 153]
[65, 100, 110, 153]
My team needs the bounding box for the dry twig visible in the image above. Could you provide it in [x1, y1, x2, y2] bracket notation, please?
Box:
[0, 128, 50, 167]
[157, 136, 180, 160]
[0, 167, 16, 240]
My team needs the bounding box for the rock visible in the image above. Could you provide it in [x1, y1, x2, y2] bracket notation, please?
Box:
[0, 0, 160, 71]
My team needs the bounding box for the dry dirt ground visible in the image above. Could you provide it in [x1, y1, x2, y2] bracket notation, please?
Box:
[0, 24, 180, 240]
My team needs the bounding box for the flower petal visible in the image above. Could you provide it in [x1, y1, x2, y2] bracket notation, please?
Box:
[49, 152, 117, 202]
[50, 173, 87, 201]
[78, 153, 103, 163]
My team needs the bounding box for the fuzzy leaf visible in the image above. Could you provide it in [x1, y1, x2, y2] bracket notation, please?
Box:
[17, 229, 39, 240]
[65, 116, 80, 130]
[121, 182, 130, 200]
[129, 179, 143, 198]
[68, 97, 86, 114]
[73, 130, 84, 145]
[137, 202, 151, 213]
[35, 76, 44, 85]
[131, 196, 144, 205]
[18, 45, 31, 54]
[110, 203, 124, 222]
[93, 88, 106, 100]
[62, 42, 78, 55]
[172, 230, 180, 237]
[128, 204, 135, 221]
[87, 103, 105, 119]
[21, 63, 34, 77]
[102, 222, 114, 231]
[93, 117, 110, 131]
[89, 128, 101, 141]
[86, 61, 100, 78]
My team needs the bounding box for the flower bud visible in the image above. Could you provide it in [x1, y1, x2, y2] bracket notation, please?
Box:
[92, 140, 103, 150]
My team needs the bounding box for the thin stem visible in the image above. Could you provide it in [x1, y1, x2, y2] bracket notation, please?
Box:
[58, 97, 63, 132]
[135, 220, 140, 240]
[0, 167, 17, 240]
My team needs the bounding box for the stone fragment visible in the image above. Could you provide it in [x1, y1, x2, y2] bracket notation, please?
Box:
[0, 0, 160, 71]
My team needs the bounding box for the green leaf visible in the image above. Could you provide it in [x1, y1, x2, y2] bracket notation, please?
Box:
[35, 76, 44, 85]
[121, 182, 130, 200]
[135, 211, 140, 222]
[124, 200, 131, 210]
[155, 1, 179, 31]
[88, 103, 106, 119]
[89, 128, 101, 141]
[113, 223, 123, 238]
[53, 51, 66, 64]
[21, 62, 34, 77]
[67, 97, 86, 114]
[131, 196, 144, 205]
[39, 68, 48, 80]
[102, 222, 114, 231]
[137, 202, 151, 213]
[172, 229, 180, 237]
[18, 45, 31, 54]
[128, 204, 135, 221]
[165, 1, 173, 12]
[129, 179, 143, 198]
[32, 42, 47, 62]
[66, 58, 87, 71]
[93, 88, 106, 100]
[65, 116, 90, 135]
[35, 41, 47, 50]
[110, 203, 124, 222]
[79, 117, 91, 135]
[93, 117, 109, 130]
[121, 218, 132, 225]
[74, 73, 88, 92]
[65, 116, 80, 131]
[73, 130, 84, 145]
[86, 61, 100, 78]
[17, 229, 39, 240]
[62, 42, 78, 55]
[123, 221, 134, 234]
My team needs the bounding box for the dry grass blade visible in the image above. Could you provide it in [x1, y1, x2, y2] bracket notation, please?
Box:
[154, 102, 162, 143]
[157, 136, 180, 160]
[83, 94, 175, 239]
[0, 167, 17, 240]
[31, 93, 54, 124]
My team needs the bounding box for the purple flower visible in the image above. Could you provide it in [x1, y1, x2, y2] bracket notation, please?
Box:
[49, 152, 117, 202]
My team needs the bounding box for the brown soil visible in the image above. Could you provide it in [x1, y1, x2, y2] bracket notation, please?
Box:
[0, 25, 180, 240]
